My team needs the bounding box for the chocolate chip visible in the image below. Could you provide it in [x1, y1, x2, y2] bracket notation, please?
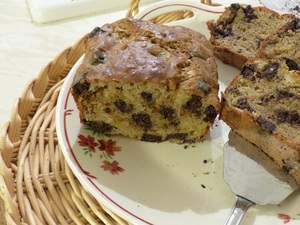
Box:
[284, 58, 299, 71]
[256, 117, 276, 133]
[275, 109, 300, 126]
[230, 3, 241, 11]
[258, 63, 279, 80]
[277, 89, 294, 100]
[242, 5, 258, 23]
[234, 98, 254, 112]
[197, 82, 211, 95]
[140, 92, 153, 102]
[284, 18, 300, 32]
[242, 14, 258, 23]
[141, 134, 162, 142]
[84, 120, 113, 133]
[104, 107, 111, 113]
[213, 25, 233, 38]
[185, 95, 202, 115]
[204, 105, 218, 122]
[160, 106, 176, 119]
[291, 111, 300, 126]
[114, 100, 133, 113]
[275, 109, 289, 124]
[89, 27, 107, 38]
[260, 95, 275, 105]
[132, 113, 152, 130]
[72, 74, 90, 95]
[241, 63, 257, 78]
[166, 133, 188, 141]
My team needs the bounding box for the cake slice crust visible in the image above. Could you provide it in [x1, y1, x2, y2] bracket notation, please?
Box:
[207, 4, 294, 69]
[71, 18, 220, 144]
[220, 58, 300, 185]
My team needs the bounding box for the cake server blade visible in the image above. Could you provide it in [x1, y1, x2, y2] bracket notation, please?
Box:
[223, 130, 299, 225]
[259, 0, 300, 16]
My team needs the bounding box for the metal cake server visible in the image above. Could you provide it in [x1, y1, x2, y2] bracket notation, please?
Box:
[260, 0, 300, 16]
[223, 130, 299, 225]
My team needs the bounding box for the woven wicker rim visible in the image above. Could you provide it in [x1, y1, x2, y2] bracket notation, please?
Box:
[0, 1, 219, 224]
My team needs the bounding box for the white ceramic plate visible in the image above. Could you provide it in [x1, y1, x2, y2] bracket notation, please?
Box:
[56, 1, 300, 224]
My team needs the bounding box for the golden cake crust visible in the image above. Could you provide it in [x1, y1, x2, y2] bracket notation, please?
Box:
[74, 18, 218, 91]
[71, 18, 220, 144]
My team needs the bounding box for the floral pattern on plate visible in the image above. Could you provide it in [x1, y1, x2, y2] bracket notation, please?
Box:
[277, 212, 300, 224]
[77, 128, 124, 175]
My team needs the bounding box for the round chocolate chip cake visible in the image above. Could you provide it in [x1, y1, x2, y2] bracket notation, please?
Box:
[220, 58, 300, 185]
[71, 18, 220, 144]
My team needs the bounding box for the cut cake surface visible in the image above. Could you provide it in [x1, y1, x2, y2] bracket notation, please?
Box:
[220, 58, 300, 185]
[71, 18, 220, 144]
[207, 4, 294, 69]
[258, 17, 300, 69]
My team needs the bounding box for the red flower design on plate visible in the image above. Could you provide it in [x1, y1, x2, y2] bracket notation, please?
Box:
[101, 160, 124, 175]
[98, 139, 121, 156]
[277, 213, 291, 224]
[77, 129, 124, 176]
[78, 134, 98, 153]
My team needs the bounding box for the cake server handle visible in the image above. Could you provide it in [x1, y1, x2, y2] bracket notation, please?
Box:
[224, 195, 255, 225]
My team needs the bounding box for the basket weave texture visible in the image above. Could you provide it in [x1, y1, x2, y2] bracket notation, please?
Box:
[0, 0, 215, 224]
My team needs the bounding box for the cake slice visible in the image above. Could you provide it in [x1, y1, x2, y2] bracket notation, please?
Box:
[71, 18, 220, 144]
[206, 4, 294, 69]
[257, 17, 300, 69]
[220, 58, 300, 185]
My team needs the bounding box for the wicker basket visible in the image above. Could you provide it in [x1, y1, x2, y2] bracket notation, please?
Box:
[0, 0, 218, 224]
